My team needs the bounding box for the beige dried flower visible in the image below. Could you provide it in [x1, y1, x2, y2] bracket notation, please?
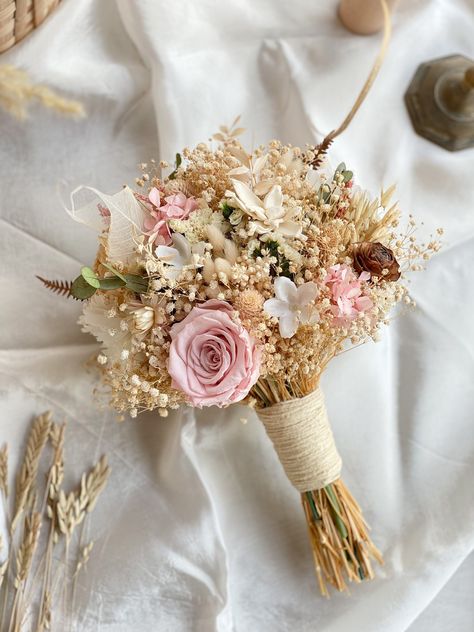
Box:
[235, 289, 265, 319]
[207, 224, 226, 253]
[202, 258, 216, 283]
[131, 306, 155, 333]
[214, 258, 233, 280]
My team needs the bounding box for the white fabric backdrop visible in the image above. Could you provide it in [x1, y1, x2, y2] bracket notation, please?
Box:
[1, 0, 473, 630]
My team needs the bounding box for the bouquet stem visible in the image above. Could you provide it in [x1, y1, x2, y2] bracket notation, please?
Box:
[302, 479, 383, 596]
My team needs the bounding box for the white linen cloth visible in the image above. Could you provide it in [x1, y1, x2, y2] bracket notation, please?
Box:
[1, 0, 473, 629]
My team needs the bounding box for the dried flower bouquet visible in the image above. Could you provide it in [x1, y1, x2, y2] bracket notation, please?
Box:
[40, 119, 441, 595]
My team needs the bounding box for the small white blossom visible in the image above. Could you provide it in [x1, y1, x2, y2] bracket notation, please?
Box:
[264, 277, 319, 338]
[131, 306, 155, 333]
[155, 234, 204, 280]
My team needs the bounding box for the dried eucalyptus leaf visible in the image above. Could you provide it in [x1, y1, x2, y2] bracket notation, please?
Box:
[102, 262, 127, 282]
[343, 170, 353, 182]
[98, 277, 126, 290]
[168, 153, 182, 180]
[124, 274, 149, 294]
[81, 267, 100, 288]
[71, 276, 97, 300]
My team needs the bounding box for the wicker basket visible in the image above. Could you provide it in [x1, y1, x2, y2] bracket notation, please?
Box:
[0, 0, 60, 54]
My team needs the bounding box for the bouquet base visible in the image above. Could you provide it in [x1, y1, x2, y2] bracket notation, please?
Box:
[302, 478, 383, 596]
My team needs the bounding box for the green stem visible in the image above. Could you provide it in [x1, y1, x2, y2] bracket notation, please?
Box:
[305, 491, 321, 522]
[323, 484, 348, 540]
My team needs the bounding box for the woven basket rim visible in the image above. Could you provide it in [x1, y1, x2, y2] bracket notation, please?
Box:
[0, 0, 61, 55]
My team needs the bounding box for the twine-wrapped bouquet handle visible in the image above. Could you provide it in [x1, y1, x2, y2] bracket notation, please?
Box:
[257, 388, 342, 492]
[257, 386, 383, 595]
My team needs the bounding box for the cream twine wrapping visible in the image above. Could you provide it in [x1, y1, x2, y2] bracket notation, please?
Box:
[257, 388, 342, 492]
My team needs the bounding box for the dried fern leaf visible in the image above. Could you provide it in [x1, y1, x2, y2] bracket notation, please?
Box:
[36, 276, 74, 299]
[309, 135, 334, 169]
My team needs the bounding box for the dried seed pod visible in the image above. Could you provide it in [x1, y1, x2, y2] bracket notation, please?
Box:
[353, 242, 401, 281]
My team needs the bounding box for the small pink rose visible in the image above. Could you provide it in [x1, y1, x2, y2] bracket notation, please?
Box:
[168, 300, 261, 407]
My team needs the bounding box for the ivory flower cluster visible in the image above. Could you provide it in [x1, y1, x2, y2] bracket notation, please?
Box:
[66, 122, 441, 416]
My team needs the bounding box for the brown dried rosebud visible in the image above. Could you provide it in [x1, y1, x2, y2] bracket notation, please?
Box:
[353, 242, 401, 281]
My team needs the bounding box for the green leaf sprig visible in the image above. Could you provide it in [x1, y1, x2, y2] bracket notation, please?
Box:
[168, 153, 182, 180]
[70, 265, 149, 300]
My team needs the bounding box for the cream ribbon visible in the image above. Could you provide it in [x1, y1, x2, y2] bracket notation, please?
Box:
[257, 388, 342, 492]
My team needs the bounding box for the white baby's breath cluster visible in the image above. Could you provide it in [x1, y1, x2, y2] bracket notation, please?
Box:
[77, 120, 442, 415]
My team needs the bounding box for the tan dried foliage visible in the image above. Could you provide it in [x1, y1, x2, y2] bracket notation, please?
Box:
[0, 65, 85, 120]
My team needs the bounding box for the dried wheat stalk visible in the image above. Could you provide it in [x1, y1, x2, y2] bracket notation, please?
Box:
[12, 413, 52, 532]
[14, 513, 41, 589]
[0, 558, 8, 589]
[0, 444, 8, 498]
[73, 542, 94, 579]
[56, 456, 110, 540]
[0, 412, 110, 630]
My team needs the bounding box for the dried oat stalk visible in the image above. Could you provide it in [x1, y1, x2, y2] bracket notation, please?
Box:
[12, 412, 52, 531]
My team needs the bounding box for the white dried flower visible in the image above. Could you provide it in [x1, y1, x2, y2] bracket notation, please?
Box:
[264, 277, 319, 338]
[227, 179, 301, 238]
[155, 234, 203, 280]
[131, 306, 154, 333]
